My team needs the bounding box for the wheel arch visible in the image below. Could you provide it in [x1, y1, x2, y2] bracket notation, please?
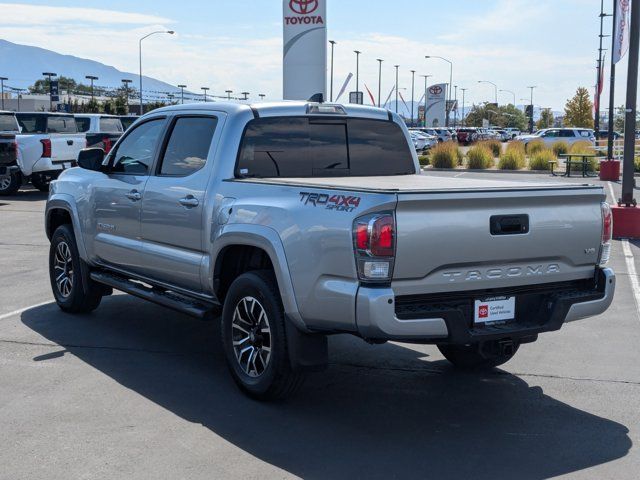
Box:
[45, 195, 89, 261]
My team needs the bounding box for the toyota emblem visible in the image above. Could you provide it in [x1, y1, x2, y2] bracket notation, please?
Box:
[289, 0, 319, 14]
[429, 85, 443, 95]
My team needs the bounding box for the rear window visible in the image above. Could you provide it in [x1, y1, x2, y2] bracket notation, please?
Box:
[0, 114, 19, 132]
[47, 116, 77, 133]
[100, 117, 124, 133]
[16, 114, 47, 133]
[76, 117, 90, 132]
[237, 117, 415, 177]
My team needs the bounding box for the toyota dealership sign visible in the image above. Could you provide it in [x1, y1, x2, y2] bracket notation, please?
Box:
[283, 0, 327, 100]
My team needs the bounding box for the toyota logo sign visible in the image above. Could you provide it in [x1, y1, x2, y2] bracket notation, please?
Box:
[289, 0, 318, 14]
[429, 85, 443, 95]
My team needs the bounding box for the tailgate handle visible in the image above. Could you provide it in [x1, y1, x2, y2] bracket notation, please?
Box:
[67, 140, 73, 145]
[490, 214, 529, 235]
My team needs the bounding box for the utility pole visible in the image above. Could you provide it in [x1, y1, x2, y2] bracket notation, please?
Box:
[201, 87, 209, 102]
[454, 85, 458, 127]
[527, 86, 536, 133]
[607, 0, 619, 159]
[394, 65, 399, 114]
[410, 70, 415, 126]
[460, 88, 467, 127]
[354, 50, 361, 103]
[177, 84, 186, 104]
[377, 59, 383, 108]
[85, 75, 98, 103]
[225, 90, 233, 100]
[42, 72, 56, 111]
[241, 92, 250, 101]
[121, 79, 132, 112]
[329, 40, 336, 102]
[595, 0, 612, 134]
[0, 77, 6, 110]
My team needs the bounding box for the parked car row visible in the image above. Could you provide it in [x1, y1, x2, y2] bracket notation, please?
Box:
[0, 111, 137, 195]
[515, 128, 596, 148]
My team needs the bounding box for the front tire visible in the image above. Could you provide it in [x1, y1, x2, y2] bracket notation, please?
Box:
[49, 224, 103, 313]
[438, 340, 520, 369]
[0, 170, 21, 196]
[221, 270, 304, 400]
[31, 173, 51, 192]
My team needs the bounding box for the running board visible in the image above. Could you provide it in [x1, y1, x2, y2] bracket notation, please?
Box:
[90, 271, 220, 319]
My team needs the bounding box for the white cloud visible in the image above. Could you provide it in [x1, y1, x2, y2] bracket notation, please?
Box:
[0, 3, 171, 25]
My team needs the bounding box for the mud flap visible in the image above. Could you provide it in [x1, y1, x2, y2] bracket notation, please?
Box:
[285, 315, 328, 372]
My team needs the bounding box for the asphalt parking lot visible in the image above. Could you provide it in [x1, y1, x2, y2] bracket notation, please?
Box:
[1, 173, 639, 480]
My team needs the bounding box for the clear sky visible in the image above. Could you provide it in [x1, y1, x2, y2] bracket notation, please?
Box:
[0, 0, 630, 110]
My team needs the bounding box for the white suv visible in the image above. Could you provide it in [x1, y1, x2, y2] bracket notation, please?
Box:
[516, 128, 595, 147]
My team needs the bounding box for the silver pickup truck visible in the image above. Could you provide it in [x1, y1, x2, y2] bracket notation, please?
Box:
[45, 101, 615, 400]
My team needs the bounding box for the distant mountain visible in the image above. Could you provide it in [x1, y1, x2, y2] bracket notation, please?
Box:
[0, 39, 180, 95]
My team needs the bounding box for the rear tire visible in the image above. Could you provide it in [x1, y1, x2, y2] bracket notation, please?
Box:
[438, 340, 520, 370]
[221, 270, 304, 400]
[31, 173, 51, 192]
[0, 170, 21, 196]
[49, 224, 103, 313]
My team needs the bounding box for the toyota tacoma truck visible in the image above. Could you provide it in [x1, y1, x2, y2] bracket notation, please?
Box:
[16, 112, 86, 192]
[45, 101, 615, 400]
[75, 114, 124, 153]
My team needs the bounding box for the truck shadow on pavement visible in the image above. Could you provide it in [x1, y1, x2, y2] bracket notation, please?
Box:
[22, 296, 631, 480]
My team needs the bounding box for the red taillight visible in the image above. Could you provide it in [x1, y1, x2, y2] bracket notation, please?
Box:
[370, 216, 394, 256]
[356, 224, 369, 250]
[40, 138, 51, 158]
[600, 202, 613, 266]
[103, 137, 112, 154]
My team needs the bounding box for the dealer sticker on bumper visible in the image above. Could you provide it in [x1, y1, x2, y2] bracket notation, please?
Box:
[474, 296, 516, 324]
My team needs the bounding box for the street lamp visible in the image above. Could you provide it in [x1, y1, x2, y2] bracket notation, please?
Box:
[421, 74, 432, 127]
[241, 92, 250, 101]
[329, 40, 336, 102]
[121, 79, 132, 112]
[354, 50, 361, 103]
[499, 89, 516, 105]
[527, 85, 537, 133]
[454, 85, 458, 127]
[410, 70, 415, 126]
[425, 55, 453, 126]
[139, 30, 175, 114]
[0, 77, 7, 110]
[201, 87, 210, 102]
[394, 65, 399, 113]
[42, 72, 57, 111]
[259, 94, 266, 101]
[376, 59, 383, 107]
[477, 80, 498, 104]
[177, 84, 186, 104]
[225, 90, 233, 100]
[460, 87, 467, 127]
[85, 75, 98, 103]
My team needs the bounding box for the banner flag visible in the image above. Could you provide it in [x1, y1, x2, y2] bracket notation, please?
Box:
[335, 73, 352, 102]
[613, 0, 631, 63]
[364, 84, 376, 105]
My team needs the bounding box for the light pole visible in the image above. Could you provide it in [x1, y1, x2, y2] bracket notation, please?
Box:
[241, 92, 250, 101]
[354, 50, 361, 103]
[499, 89, 516, 106]
[377, 59, 383, 107]
[85, 75, 98, 103]
[460, 87, 467, 126]
[259, 94, 266, 101]
[139, 30, 174, 114]
[394, 65, 399, 113]
[454, 85, 458, 127]
[225, 90, 233, 100]
[177, 84, 186, 104]
[410, 70, 415, 126]
[121, 79, 132, 112]
[329, 40, 336, 102]
[527, 86, 537, 133]
[201, 87, 209, 102]
[0, 77, 6, 110]
[421, 74, 432, 127]
[42, 72, 57, 111]
[425, 55, 453, 126]
[477, 80, 498, 104]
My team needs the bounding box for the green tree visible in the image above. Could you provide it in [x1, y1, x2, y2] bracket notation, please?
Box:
[536, 108, 554, 129]
[463, 103, 527, 130]
[564, 87, 594, 128]
[29, 76, 78, 94]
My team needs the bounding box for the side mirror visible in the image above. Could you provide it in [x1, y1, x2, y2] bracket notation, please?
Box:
[77, 148, 105, 172]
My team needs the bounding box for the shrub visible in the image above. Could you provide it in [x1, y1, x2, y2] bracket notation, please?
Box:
[455, 147, 465, 166]
[551, 141, 569, 156]
[499, 149, 526, 170]
[418, 155, 430, 166]
[429, 141, 460, 169]
[467, 145, 494, 169]
[526, 139, 545, 154]
[478, 139, 502, 158]
[569, 140, 595, 154]
[507, 141, 526, 154]
[635, 157, 640, 172]
[529, 149, 556, 171]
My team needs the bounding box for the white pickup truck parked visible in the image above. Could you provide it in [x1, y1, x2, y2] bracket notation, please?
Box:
[15, 112, 86, 192]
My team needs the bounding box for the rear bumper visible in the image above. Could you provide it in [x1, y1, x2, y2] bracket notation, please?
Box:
[355, 268, 615, 343]
[32, 157, 77, 174]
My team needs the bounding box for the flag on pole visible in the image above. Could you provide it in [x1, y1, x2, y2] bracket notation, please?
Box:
[398, 91, 409, 113]
[334, 73, 353, 102]
[383, 86, 395, 108]
[595, 53, 606, 113]
[364, 84, 376, 105]
[613, 0, 631, 63]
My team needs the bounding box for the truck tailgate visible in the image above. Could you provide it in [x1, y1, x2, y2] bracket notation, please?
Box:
[51, 134, 85, 162]
[393, 186, 605, 295]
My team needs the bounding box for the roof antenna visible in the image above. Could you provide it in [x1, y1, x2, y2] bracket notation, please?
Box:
[308, 93, 324, 103]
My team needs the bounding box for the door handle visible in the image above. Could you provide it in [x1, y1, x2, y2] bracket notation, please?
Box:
[67, 140, 73, 146]
[179, 195, 199, 208]
[125, 190, 142, 201]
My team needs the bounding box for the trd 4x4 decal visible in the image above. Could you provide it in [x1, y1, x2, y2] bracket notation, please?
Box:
[299, 192, 361, 212]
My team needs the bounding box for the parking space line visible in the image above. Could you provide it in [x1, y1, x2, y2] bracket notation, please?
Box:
[621, 240, 640, 320]
[607, 182, 617, 203]
[0, 301, 52, 321]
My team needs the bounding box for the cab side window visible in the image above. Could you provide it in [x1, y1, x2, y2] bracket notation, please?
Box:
[111, 119, 165, 175]
[158, 117, 218, 176]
